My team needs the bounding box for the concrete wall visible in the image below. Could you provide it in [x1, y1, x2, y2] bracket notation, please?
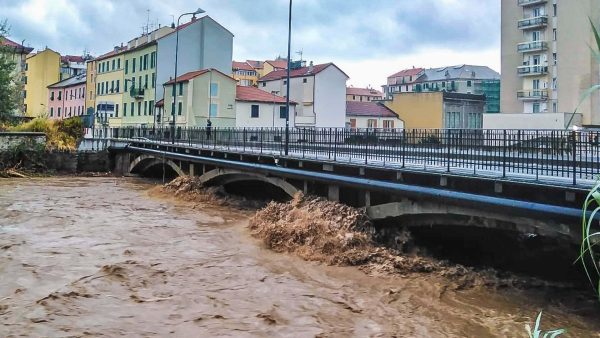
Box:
[0, 132, 46, 150]
[156, 16, 234, 102]
[483, 112, 582, 130]
[383, 92, 444, 129]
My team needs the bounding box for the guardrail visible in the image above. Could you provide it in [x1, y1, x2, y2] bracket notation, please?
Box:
[107, 127, 600, 186]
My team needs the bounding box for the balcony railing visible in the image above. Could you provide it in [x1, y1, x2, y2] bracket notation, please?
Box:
[517, 41, 548, 53]
[517, 89, 548, 100]
[518, 16, 548, 29]
[130, 88, 145, 99]
[518, 0, 547, 6]
[517, 65, 549, 76]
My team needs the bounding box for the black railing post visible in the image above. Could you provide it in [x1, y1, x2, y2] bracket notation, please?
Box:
[364, 129, 369, 165]
[243, 128, 246, 152]
[260, 127, 263, 154]
[446, 130, 451, 172]
[334, 128, 338, 162]
[502, 129, 507, 178]
[572, 130, 577, 185]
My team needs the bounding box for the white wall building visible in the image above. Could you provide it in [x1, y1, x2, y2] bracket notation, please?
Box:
[346, 101, 404, 129]
[235, 86, 297, 128]
[155, 16, 234, 104]
[258, 62, 349, 128]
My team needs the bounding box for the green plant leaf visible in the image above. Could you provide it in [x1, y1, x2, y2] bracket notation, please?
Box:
[590, 18, 600, 53]
[593, 191, 600, 205]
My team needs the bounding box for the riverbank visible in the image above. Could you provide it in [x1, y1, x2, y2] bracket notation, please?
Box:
[1, 177, 599, 337]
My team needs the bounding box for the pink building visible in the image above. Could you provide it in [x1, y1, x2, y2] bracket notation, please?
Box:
[47, 73, 87, 119]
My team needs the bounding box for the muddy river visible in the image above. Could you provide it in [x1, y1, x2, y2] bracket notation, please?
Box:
[0, 177, 598, 337]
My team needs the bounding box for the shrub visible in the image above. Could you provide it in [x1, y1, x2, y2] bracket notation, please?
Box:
[8, 117, 83, 151]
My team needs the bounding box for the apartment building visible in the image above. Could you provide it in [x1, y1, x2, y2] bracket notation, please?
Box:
[232, 61, 258, 87]
[346, 87, 384, 102]
[94, 47, 126, 126]
[499, 0, 600, 127]
[24, 48, 61, 117]
[47, 73, 86, 119]
[235, 85, 297, 128]
[258, 62, 349, 128]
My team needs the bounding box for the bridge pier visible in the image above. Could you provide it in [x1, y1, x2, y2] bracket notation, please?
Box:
[328, 185, 340, 202]
[189, 163, 195, 177]
[358, 190, 371, 207]
[113, 152, 131, 176]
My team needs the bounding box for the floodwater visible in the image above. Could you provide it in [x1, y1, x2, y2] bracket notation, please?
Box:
[0, 177, 598, 337]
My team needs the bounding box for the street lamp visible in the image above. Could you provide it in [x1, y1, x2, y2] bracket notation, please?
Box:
[172, 7, 206, 144]
[284, 0, 292, 155]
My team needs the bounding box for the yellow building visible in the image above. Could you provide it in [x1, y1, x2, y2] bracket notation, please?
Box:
[261, 59, 287, 77]
[24, 48, 61, 117]
[346, 87, 384, 102]
[85, 59, 96, 115]
[94, 47, 126, 127]
[232, 61, 258, 87]
[119, 42, 158, 127]
[161, 69, 237, 128]
[383, 92, 485, 130]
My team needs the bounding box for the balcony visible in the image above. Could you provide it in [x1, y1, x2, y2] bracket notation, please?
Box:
[518, 16, 548, 30]
[517, 65, 548, 76]
[517, 89, 548, 101]
[518, 0, 547, 6]
[517, 41, 548, 53]
[130, 88, 145, 99]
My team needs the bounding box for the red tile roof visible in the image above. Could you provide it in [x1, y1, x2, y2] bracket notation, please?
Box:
[155, 99, 164, 107]
[346, 87, 383, 97]
[236, 86, 296, 104]
[265, 59, 288, 69]
[163, 69, 235, 85]
[232, 61, 254, 71]
[0, 37, 33, 53]
[388, 67, 425, 79]
[346, 101, 398, 118]
[259, 63, 348, 82]
[246, 60, 264, 69]
[61, 55, 85, 63]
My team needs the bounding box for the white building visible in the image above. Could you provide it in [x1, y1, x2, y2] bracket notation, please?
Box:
[346, 101, 404, 129]
[235, 86, 297, 128]
[258, 62, 349, 128]
[155, 16, 234, 104]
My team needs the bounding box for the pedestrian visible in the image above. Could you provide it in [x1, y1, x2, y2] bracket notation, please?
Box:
[206, 119, 212, 140]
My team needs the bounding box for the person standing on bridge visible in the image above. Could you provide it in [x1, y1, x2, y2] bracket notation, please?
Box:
[206, 119, 212, 140]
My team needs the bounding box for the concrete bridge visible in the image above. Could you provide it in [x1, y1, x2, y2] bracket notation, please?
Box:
[99, 127, 600, 243]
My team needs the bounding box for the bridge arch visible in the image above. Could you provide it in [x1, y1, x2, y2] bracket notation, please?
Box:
[128, 154, 185, 177]
[198, 168, 300, 198]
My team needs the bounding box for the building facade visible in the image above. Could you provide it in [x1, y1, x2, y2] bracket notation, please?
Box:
[94, 47, 126, 126]
[346, 87, 384, 102]
[156, 16, 234, 104]
[500, 0, 600, 127]
[85, 59, 96, 115]
[120, 42, 158, 127]
[24, 48, 61, 117]
[0, 37, 33, 115]
[383, 65, 500, 113]
[346, 101, 403, 129]
[383, 92, 485, 130]
[60, 55, 87, 80]
[258, 62, 349, 128]
[232, 61, 258, 87]
[47, 73, 86, 119]
[161, 69, 237, 128]
[235, 85, 297, 128]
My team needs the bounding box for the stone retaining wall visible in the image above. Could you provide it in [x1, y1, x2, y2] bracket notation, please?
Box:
[0, 132, 46, 151]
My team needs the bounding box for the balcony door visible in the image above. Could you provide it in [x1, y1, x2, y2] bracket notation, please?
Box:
[532, 31, 541, 41]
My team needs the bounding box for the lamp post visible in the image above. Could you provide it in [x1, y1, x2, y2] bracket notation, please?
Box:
[284, 0, 292, 155]
[172, 8, 206, 144]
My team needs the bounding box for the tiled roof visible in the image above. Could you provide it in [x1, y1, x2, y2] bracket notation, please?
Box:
[163, 68, 235, 85]
[232, 61, 254, 71]
[421, 64, 500, 82]
[95, 47, 128, 61]
[346, 101, 398, 118]
[266, 59, 288, 69]
[61, 55, 85, 63]
[48, 73, 87, 88]
[0, 37, 33, 53]
[246, 60, 264, 69]
[236, 86, 296, 104]
[155, 99, 164, 107]
[259, 63, 348, 82]
[347, 87, 383, 97]
[388, 67, 425, 79]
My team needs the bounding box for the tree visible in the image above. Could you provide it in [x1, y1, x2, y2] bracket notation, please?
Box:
[0, 19, 20, 122]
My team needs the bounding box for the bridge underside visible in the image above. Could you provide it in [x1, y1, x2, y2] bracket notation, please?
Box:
[112, 145, 586, 243]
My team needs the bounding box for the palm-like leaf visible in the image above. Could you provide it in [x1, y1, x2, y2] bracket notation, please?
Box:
[525, 312, 565, 337]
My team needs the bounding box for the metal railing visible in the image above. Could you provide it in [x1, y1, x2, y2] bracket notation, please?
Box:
[517, 89, 549, 100]
[517, 65, 548, 76]
[517, 41, 548, 52]
[518, 0, 547, 6]
[518, 16, 548, 29]
[109, 127, 600, 186]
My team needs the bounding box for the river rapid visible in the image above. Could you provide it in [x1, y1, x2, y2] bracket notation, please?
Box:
[0, 177, 598, 337]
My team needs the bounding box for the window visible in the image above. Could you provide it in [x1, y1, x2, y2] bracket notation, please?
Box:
[178, 82, 183, 96]
[58, 91, 62, 100]
[279, 106, 287, 119]
[532, 31, 541, 41]
[262, 82, 266, 87]
[144, 101, 148, 115]
[117, 59, 121, 69]
[210, 103, 218, 117]
[367, 119, 377, 128]
[553, 102, 558, 113]
[50, 92, 54, 101]
[138, 102, 142, 116]
[553, 4, 557, 17]
[533, 102, 540, 113]
[303, 78, 307, 83]
[139, 56, 142, 71]
[58, 107, 61, 117]
[553, 53, 557, 65]
[149, 100, 154, 115]
[111, 80, 115, 93]
[144, 74, 148, 88]
[177, 102, 182, 116]
[116, 80, 120, 93]
[350, 119, 356, 128]
[97, 83, 100, 95]
[123, 102, 127, 117]
[125, 60, 129, 74]
[132, 58, 136, 73]
[115, 104, 119, 117]
[210, 83, 218, 97]
[150, 52, 156, 68]
[533, 79, 540, 90]
[50, 107, 54, 117]
[552, 77, 557, 89]
[553, 29, 557, 41]
[152, 73, 156, 88]
[283, 80, 287, 85]
[251, 104, 259, 118]
[383, 120, 394, 129]
[131, 102, 135, 116]
[112, 59, 115, 70]
[467, 80, 472, 87]
[143, 54, 148, 70]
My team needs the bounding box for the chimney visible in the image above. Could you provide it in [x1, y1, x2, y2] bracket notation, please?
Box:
[308, 61, 314, 73]
[171, 22, 175, 29]
[114, 46, 120, 52]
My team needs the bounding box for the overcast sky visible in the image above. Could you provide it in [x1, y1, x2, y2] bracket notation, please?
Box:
[0, 0, 501, 88]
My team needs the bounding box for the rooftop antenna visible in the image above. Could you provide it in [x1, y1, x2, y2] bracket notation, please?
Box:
[170, 15, 175, 29]
[296, 50, 303, 62]
[145, 9, 150, 34]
